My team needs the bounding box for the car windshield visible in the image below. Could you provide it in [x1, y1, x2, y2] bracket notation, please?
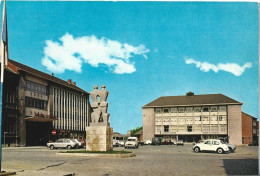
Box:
[128, 139, 135, 141]
[220, 141, 225, 144]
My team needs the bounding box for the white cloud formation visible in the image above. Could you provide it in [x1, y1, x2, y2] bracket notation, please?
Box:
[185, 58, 252, 76]
[42, 33, 150, 74]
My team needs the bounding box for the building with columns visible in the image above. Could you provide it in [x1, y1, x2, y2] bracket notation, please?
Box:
[3, 59, 90, 146]
[142, 92, 243, 145]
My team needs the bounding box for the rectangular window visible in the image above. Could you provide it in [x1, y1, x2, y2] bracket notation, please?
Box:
[194, 116, 201, 121]
[210, 106, 218, 112]
[187, 125, 192, 132]
[202, 107, 209, 112]
[170, 108, 177, 113]
[194, 107, 201, 112]
[164, 125, 169, 132]
[155, 108, 162, 114]
[202, 116, 209, 121]
[211, 116, 218, 121]
[219, 106, 226, 112]
[218, 115, 226, 121]
[178, 107, 185, 113]
[186, 107, 193, 113]
[163, 108, 169, 113]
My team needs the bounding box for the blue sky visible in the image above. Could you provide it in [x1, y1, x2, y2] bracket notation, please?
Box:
[3, 1, 259, 134]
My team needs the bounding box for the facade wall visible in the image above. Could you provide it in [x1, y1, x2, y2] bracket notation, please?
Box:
[227, 105, 242, 145]
[153, 106, 228, 137]
[143, 108, 155, 141]
[242, 112, 253, 144]
[52, 85, 89, 139]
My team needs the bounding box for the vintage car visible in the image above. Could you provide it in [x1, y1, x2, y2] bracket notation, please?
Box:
[47, 138, 79, 149]
[192, 139, 229, 154]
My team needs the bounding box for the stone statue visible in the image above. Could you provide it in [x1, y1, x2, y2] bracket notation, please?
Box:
[90, 85, 110, 126]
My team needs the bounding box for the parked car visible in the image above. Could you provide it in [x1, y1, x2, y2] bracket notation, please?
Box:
[223, 142, 236, 152]
[144, 140, 152, 145]
[125, 137, 139, 149]
[192, 139, 229, 154]
[118, 140, 125, 147]
[248, 141, 258, 146]
[113, 140, 119, 147]
[177, 140, 184, 146]
[138, 141, 144, 146]
[152, 137, 162, 145]
[162, 139, 173, 145]
[47, 138, 79, 149]
[71, 139, 82, 148]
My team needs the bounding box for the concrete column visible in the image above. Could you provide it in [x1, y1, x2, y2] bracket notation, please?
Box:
[18, 75, 26, 146]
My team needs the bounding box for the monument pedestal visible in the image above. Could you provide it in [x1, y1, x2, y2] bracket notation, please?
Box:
[86, 126, 113, 151]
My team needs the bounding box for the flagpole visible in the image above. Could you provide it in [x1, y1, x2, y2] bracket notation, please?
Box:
[0, 0, 6, 172]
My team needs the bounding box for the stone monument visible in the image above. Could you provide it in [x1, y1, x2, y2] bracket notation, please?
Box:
[86, 85, 113, 151]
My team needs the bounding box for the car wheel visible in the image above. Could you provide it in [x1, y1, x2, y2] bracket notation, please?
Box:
[217, 148, 224, 154]
[50, 145, 54, 150]
[67, 145, 72, 150]
[194, 147, 200, 153]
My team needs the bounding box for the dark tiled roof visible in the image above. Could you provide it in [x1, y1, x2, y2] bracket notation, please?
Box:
[8, 59, 89, 95]
[143, 94, 242, 108]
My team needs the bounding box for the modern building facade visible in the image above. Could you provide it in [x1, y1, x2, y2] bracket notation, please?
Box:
[142, 92, 243, 145]
[3, 59, 90, 146]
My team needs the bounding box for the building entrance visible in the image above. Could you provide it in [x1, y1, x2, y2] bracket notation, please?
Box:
[26, 121, 52, 146]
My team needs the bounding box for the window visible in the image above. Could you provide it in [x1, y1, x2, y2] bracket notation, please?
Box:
[26, 80, 47, 95]
[194, 116, 201, 121]
[202, 116, 209, 121]
[155, 108, 162, 114]
[211, 116, 218, 121]
[186, 107, 193, 113]
[164, 125, 169, 132]
[213, 141, 220, 145]
[178, 117, 185, 122]
[219, 106, 226, 112]
[25, 97, 47, 110]
[218, 115, 226, 121]
[163, 108, 169, 113]
[178, 107, 185, 113]
[170, 108, 177, 113]
[202, 107, 209, 112]
[204, 141, 211, 145]
[194, 107, 201, 112]
[210, 106, 218, 112]
[187, 125, 192, 132]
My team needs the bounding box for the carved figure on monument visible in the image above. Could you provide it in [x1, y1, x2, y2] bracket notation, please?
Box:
[90, 85, 110, 126]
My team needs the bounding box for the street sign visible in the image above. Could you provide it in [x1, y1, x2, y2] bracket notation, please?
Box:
[52, 130, 56, 136]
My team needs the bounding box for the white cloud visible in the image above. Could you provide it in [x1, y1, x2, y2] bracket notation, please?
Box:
[42, 33, 150, 74]
[185, 58, 252, 76]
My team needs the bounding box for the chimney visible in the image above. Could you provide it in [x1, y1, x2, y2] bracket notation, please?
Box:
[186, 91, 194, 96]
[72, 82, 76, 86]
[67, 79, 72, 84]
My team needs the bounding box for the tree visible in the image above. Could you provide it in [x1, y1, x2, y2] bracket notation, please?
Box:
[130, 126, 143, 137]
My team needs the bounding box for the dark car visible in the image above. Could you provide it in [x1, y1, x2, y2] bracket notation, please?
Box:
[162, 140, 173, 145]
[152, 137, 162, 145]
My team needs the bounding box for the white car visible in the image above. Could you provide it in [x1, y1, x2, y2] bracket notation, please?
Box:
[125, 137, 139, 149]
[71, 139, 82, 148]
[47, 138, 79, 149]
[144, 140, 152, 145]
[117, 140, 125, 147]
[192, 139, 229, 154]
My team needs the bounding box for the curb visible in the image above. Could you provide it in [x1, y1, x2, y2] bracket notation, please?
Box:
[56, 152, 136, 158]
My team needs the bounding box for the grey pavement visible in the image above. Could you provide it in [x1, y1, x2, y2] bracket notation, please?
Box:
[1, 144, 259, 176]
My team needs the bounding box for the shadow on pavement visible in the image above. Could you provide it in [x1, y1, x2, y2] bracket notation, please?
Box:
[223, 159, 258, 175]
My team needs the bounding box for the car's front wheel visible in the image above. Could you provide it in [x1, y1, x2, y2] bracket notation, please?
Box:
[50, 145, 55, 150]
[217, 148, 224, 154]
[194, 147, 200, 153]
[67, 145, 72, 149]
